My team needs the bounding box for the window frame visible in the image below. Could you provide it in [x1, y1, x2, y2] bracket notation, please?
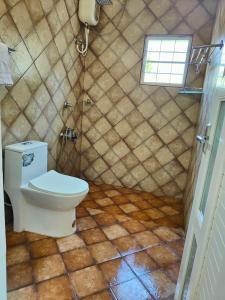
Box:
[140, 34, 193, 87]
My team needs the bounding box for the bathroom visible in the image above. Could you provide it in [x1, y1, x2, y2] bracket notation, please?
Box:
[0, 0, 225, 299]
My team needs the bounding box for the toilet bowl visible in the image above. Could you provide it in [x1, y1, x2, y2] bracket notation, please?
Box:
[4, 141, 89, 237]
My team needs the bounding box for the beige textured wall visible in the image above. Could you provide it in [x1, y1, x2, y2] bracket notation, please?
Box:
[0, 0, 83, 176]
[80, 0, 217, 198]
[184, 1, 224, 224]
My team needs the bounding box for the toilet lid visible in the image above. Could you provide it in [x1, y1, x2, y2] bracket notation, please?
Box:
[29, 170, 89, 196]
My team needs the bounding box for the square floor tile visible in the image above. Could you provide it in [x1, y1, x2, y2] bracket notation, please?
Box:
[140, 270, 176, 299]
[104, 190, 121, 197]
[26, 232, 47, 242]
[82, 200, 100, 209]
[6, 231, 26, 247]
[153, 227, 180, 242]
[102, 224, 129, 240]
[119, 203, 139, 214]
[114, 214, 131, 222]
[126, 194, 143, 202]
[7, 285, 37, 300]
[122, 220, 146, 233]
[70, 265, 107, 298]
[76, 206, 89, 218]
[145, 208, 165, 220]
[94, 213, 117, 226]
[146, 245, 179, 267]
[100, 258, 135, 286]
[7, 244, 30, 267]
[87, 208, 105, 216]
[7, 262, 33, 291]
[112, 195, 129, 205]
[168, 239, 184, 256]
[89, 241, 120, 263]
[164, 263, 180, 283]
[63, 248, 94, 272]
[155, 217, 176, 228]
[37, 275, 73, 300]
[124, 251, 158, 275]
[77, 216, 97, 231]
[135, 200, 152, 210]
[140, 221, 158, 230]
[111, 278, 152, 300]
[96, 197, 114, 207]
[133, 231, 160, 248]
[30, 238, 58, 258]
[104, 205, 124, 215]
[81, 228, 107, 245]
[82, 290, 114, 300]
[113, 236, 141, 256]
[32, 254, 65, 282]
[159, 206, 179, 216]
[57, 234, 85, 252]
[128, 211, 150, 221]
[148, 198, 165, 207]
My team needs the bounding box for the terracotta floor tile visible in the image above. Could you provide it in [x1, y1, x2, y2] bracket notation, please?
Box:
[94, 213, 117, 226]
[168, 239, 185, 256]
[104, 190, 121, 197]
[128, 211, 150, 221]
[114, 214, 131, 222]
[89, 241, 120, 263]
[76, 207, 89, 218]
[37, 275, 74, 300]
[91, 191, 107, 199]
[170, 214, 184, 227]
[113, 236, 141, 256]
[7, 262, 33, 291]
[82, 200, 100, 209]
[6, 231, 26, 247]
[81, 228, 107, 245]
[89, 185, 101, 192]
[63, 248, 94, 272]
[111, 195, 129, 205]
[146, 245, 179, 267]
[77, 216, 97, 231]
[57, 234, 85, 252]
[32, 254, 65, 282]
[83, 290, 114, 300]
[102, 224, 129, 240]
[159, 206, 179, 216]
[7, 285, 37, 300]
[26, 232, 47, 242]
[96, 197, 114, 207]
[100, 258, 135, 286]
[153, 227, 180, 242]
[155, 218, 176, 228]
[135, 200, 152, 210]
[148, 198, 165, 208]
[126, 193, 143, 202]
[140, 269, 176, 299]
[140, 221, 159, 230]
[7, 244, 30, 267]
[103, 205, 124, 215]
[124, 251, 158, 276]
[164, 263, 180, 283]
[145, 208, 165, 220]
[122, 220, 146, 233]
[119, 203, 139, 214]
[70, 265, 107, 298]
[133, 231, 160, 248]
[87, 208, 105, 216]
[30, 238, 58, 258]
[111, 277, 152, 300]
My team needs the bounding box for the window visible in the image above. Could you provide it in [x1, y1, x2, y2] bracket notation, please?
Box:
[141, 35, 192, 87]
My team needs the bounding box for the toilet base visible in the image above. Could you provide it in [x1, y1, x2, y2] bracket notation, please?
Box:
[15, 203, 77, 238]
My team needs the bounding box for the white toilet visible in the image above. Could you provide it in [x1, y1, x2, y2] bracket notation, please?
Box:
[4, 141, 89, 237]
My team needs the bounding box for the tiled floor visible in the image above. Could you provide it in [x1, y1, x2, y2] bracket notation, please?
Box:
[6, 182, 185, 300]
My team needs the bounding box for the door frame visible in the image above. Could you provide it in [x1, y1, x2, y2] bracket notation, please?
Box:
[0, 116, 7, 300]
[175, 90, 225, 299]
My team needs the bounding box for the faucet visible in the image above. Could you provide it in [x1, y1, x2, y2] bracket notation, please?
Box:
[60, 127, 79, 143]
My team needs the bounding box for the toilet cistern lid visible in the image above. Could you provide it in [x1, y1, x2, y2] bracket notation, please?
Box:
[29, 170, 89, 196]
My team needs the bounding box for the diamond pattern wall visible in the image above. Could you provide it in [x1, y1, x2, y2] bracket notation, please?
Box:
[0, 0, 83, 176]
[80, 0, 218, 198]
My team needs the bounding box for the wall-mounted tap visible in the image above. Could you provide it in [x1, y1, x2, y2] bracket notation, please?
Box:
[60, 127, 79, 144]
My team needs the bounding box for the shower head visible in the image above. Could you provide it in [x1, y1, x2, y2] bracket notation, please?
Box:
[96, 0, 112, 5]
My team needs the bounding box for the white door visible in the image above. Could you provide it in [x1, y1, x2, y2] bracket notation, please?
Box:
[0, 117, 7, 300]
[175, 54, 225, 299]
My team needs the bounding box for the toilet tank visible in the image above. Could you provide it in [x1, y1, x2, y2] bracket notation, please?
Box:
[4, 141, 48, 190]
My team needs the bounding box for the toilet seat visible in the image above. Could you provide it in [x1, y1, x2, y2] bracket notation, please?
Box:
[29, 170, 89, 196]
